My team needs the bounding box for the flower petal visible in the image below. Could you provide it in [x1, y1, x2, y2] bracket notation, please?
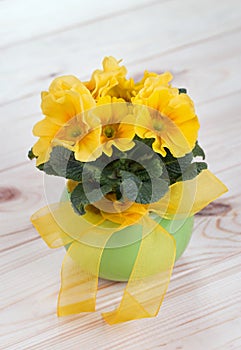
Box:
[74, 128, 102, 162]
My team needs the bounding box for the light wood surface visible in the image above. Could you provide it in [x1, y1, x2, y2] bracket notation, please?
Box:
[1, 1, 241, 349]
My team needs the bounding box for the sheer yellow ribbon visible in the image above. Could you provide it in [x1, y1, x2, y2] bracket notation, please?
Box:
[31, 169, 227, 324]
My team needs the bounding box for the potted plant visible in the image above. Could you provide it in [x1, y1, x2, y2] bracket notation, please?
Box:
[29, 57, 227, 324]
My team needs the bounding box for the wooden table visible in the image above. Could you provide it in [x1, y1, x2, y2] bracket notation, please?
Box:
[1, 1, 241, 349]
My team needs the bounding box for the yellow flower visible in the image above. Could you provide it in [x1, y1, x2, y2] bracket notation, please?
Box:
[107, 77, 136, 102]
[56, 111, 102, 162]
[133, 71, 173, 99]
[32, 76, 100, 165]
[95, 96, 136, 156]
[85, 56, 128, 99]
[100, 200, 149, 226]
[86, 57, 171, 102]
[133, 83, 199, 157]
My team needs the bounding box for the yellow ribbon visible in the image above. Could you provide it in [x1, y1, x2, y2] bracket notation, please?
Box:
[31, 170, 227, 324]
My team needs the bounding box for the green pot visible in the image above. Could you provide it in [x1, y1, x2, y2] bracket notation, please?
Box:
[97, 215, 194, 281]
[62, 190, 194, 282]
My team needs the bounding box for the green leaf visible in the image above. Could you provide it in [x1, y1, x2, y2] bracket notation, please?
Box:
[83, 163, 102, 183]
[134, 169, 151, 182]
[135, 179, 169, 204]
[127, 139, 163, 177]
[133, 136, 155, 148]
[115, 187, 123, 200]
[178, 88, 187, 94]
[159, 149, 193, 184]
[120, 171, 169, 204]
[70, 183, 90, 215]
[37, 146, 84, 181]
[177, 162, 208, 182]
[85, 183, 113, 203]
[192, 142, 206, 160]
[70, 181, 113, 215]
[37, 161, 59, 176]
[121, 180, 139, 202]
[52, 146, 83, 181]
[137, 157, 163, 178]
[47, 146, 72, 177]
[67, 158, 84, 181]
[121, 172, 141, 202]
[28, 148, 36, 160]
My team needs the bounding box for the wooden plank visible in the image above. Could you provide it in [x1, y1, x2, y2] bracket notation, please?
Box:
[1, 0, 241, 105]
[0, 0, 159, 48]
[1, 242, 240, 349]
[1, 28, 241, 120]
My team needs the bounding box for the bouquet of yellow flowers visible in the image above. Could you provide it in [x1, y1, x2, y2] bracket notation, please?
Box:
[29, 57, 227, 324]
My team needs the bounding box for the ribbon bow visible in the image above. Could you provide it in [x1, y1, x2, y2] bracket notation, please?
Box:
[31, 170, 227, 324]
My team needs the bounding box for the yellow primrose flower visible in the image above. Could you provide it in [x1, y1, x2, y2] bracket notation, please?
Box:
[134, 71, 173, 99]
[133, 86, 199, 157]
[85, 56, 128, 99]
[107, 77, 136, 102]
[55, 110, 102, 162]
[32, 75, 100, 165]
[95, 96, 135, 157]
[107, 70, 173, 102]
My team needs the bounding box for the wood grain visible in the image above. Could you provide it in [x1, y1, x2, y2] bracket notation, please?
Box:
[0, 0, 241, 349]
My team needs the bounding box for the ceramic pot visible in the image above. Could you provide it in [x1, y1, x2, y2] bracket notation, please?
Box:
[97, 215, 194, 281]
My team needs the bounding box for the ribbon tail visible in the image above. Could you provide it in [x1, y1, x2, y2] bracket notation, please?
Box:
[57, 240, 103, 316]
[101, 217, 176, 324]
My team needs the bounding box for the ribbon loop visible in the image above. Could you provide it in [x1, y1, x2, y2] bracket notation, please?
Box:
[31, 203, 73, 248]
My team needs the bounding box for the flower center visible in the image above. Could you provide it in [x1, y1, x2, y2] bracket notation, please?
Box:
[71, 128, 82, 138]
[153, 120, 163, 132]
[57, 122, 84, 143]
[103, 125, 116, 139]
